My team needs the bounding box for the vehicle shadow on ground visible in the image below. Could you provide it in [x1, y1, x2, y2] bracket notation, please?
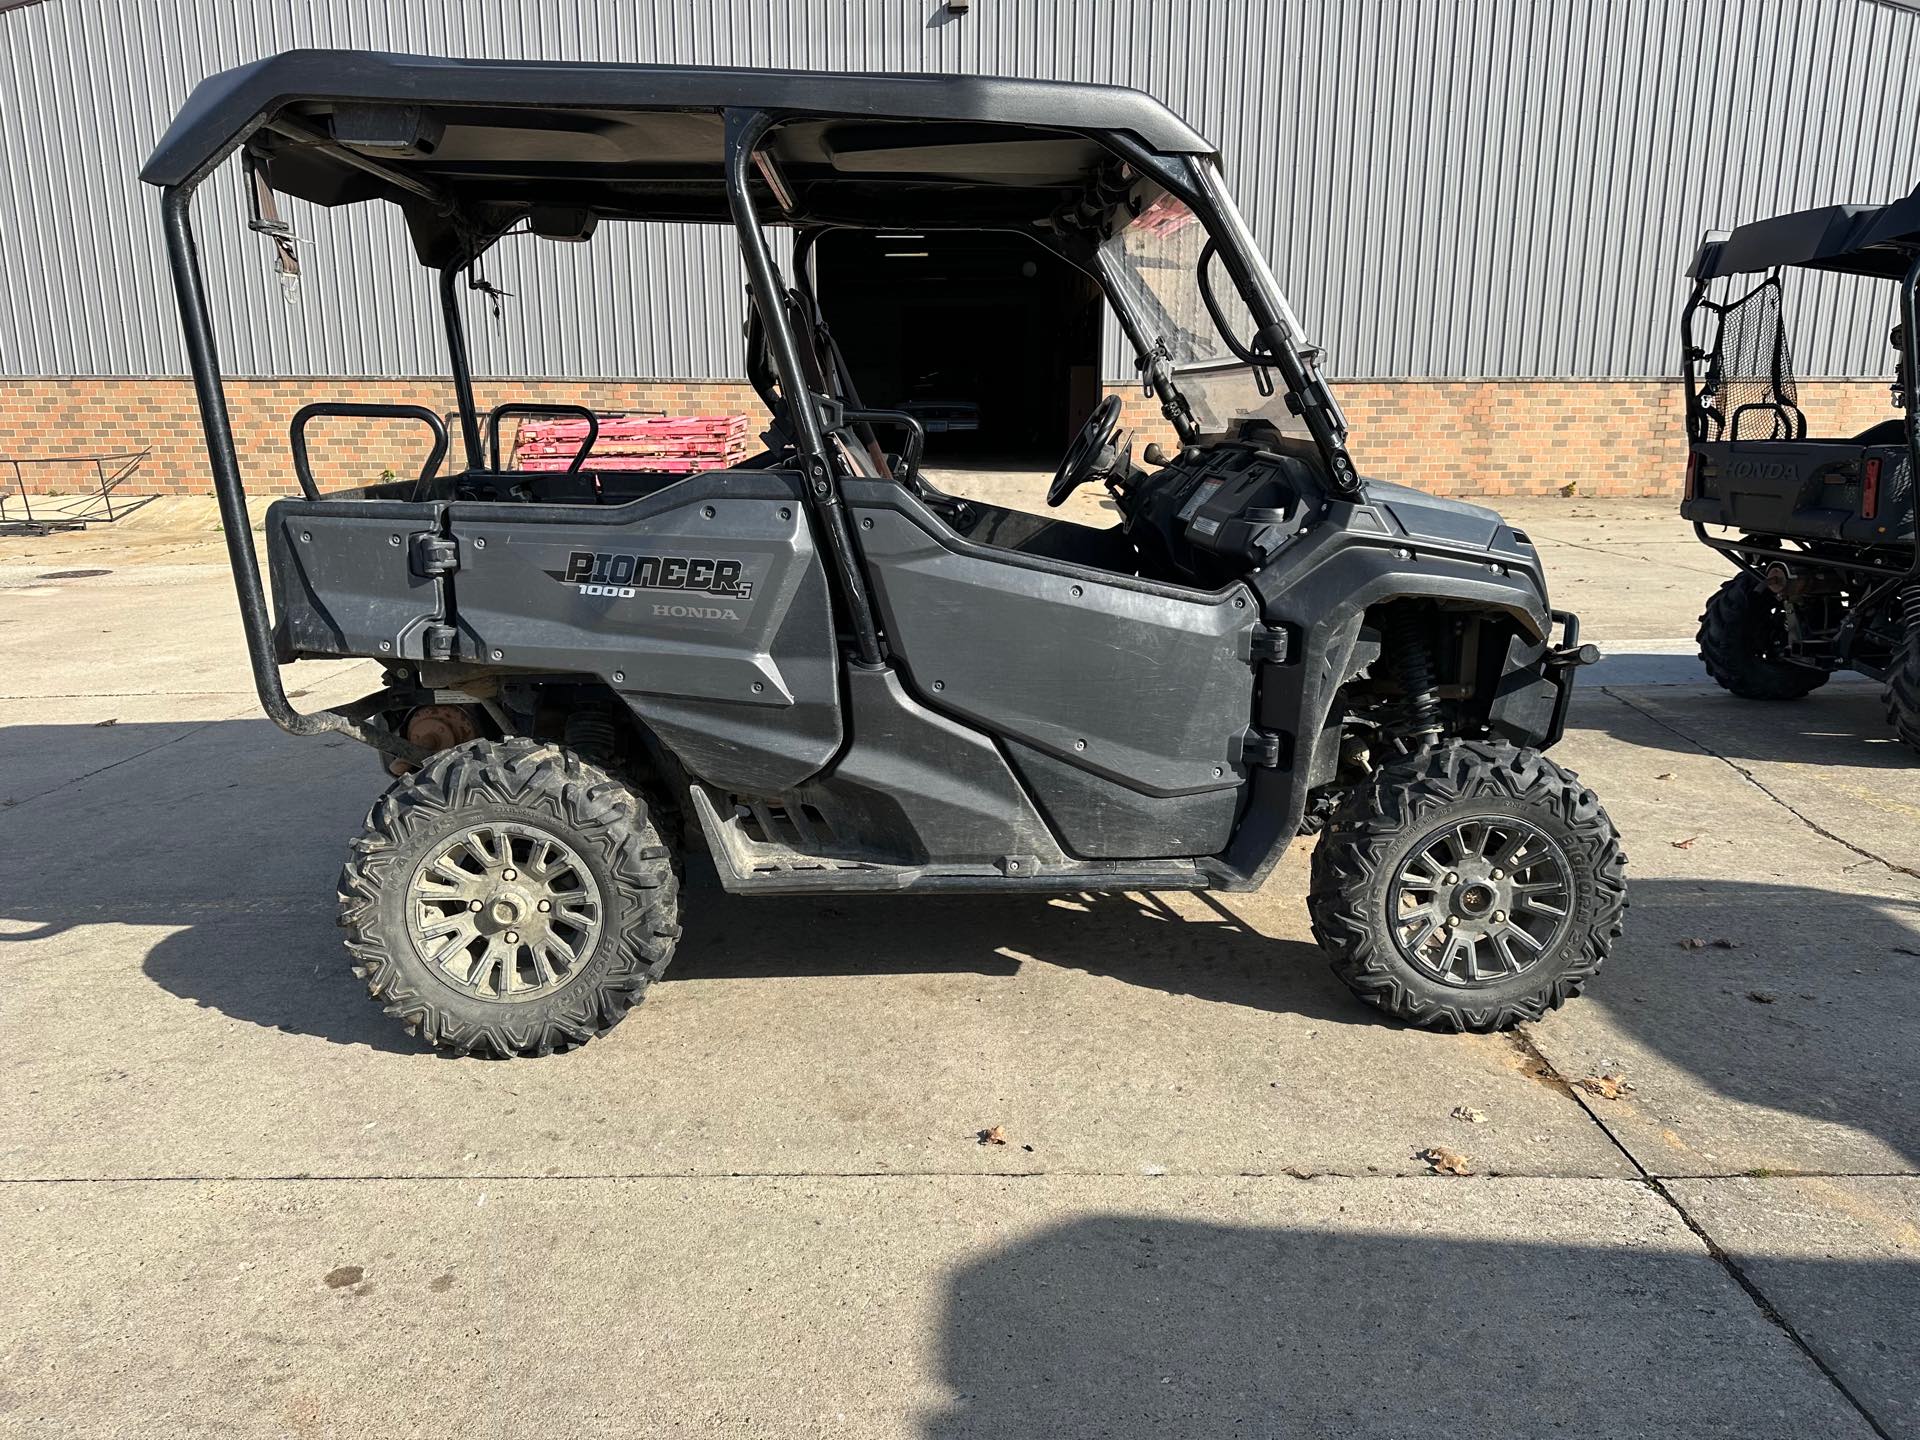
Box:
[5, 718, 1920, 1164]
[1594, 673, 1912, 769]
[921, 1216, 1897, 1438]
[0, 720, 1359, 1049]
[669, 887, 1360, 1025]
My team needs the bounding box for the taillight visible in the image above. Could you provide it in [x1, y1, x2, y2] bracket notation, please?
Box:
[1685, 451, 1703, 500]
[1863, 457, 1882, 520]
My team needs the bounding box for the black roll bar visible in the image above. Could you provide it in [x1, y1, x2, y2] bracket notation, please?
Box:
[288, 402, 449, 499]
[1186, 157, 1361, 498]
[724, 108, 886, 669]
[1899, 250, 1920, 589]
[1679, 279, 1711, 443]
[159, 185, 426, 764]
[439, 263, 484, 470]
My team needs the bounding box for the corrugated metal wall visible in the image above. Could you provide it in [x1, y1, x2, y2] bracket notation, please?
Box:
[3, 0, 1920, 382]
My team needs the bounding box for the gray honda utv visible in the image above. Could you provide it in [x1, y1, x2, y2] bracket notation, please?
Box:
[1682, 191, 1920, 750]
[144, 52, 1624, 1056]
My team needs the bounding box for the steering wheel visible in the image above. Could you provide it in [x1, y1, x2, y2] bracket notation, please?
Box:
[1046, 393, 1125, 508]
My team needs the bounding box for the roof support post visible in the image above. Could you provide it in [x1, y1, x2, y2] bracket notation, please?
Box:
[1184, 158, 1363, 499]
[1901, 251, 1920, 587]
[1679, 279, 1712, 443]
[158, 183, 422, 761]
[724, 107, 886, 669]
[439, 262, 484, 470]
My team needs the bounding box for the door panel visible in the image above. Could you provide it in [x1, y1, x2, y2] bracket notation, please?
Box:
[851, 487, 1257, 811]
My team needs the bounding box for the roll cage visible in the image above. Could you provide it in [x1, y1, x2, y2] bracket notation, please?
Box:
[1682, 184, 1920, 592]
[142, 49, 1358, 755]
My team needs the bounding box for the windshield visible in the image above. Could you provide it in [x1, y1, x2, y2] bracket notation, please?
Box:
[1099, 191, 1308, 439]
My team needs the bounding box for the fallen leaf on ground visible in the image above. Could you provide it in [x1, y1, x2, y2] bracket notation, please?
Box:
[1577, 1074, 1634, 1100]
[1679, 938, 1707, 950]
[1670, 836, 1699, 849]
[1746, 990, 1779, 1004]
[1450, 1105, 1490, 1124]
[977, 1125, 1007, 1146]
[1711, 938, 1740, 950]
[1418, 1146, 1473, 1175]
[94, 717, 118, 728]
[1654, 772, 1675, 781]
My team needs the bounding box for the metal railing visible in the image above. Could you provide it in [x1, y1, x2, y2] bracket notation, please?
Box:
[0, 448, 154, 534]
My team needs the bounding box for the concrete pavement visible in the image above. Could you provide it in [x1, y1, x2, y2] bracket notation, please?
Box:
[2, 492, 1916, 1437]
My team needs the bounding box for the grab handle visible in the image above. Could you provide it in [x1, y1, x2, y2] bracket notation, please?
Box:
[289, 403, 449, 500]
[486, 403, 599, 473]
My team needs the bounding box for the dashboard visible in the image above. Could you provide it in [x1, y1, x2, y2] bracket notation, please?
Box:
[1113, 433, 1326, 588]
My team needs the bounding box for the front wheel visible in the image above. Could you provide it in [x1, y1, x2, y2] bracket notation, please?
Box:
[1307, 741, 1626, 1032]
[338, 737, 681, 1057]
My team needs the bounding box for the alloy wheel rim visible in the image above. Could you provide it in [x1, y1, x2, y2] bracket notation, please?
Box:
[1388, 816, 1575, 986]
[406, 821, 603, 1002]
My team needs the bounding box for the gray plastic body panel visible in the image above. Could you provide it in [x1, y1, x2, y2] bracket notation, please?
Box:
[1681, 438, 1917, 547]
[442, 471, 841, 793]
[846, 481, 1256, 820]
[790, 666, 1070, 867]
[1002, 738, 1241, 859]
[264, 497, 446, 662]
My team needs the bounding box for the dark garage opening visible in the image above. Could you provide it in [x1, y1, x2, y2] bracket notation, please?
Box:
[812, 229, 1105, 465]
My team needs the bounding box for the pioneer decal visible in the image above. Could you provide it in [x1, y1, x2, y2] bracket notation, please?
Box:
[548, 550, 754, 601]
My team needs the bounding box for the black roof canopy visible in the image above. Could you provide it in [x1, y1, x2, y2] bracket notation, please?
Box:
[1690, 183, 1920, 282]
[142, 50, 1213, 263]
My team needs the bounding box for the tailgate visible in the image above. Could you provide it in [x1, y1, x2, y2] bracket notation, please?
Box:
[1682, 439, 1913, 544]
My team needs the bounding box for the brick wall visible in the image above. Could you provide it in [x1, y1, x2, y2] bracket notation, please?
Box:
[0, 376, 769, 498]
[0, 375, 1898, 500]
[1113, 377, 1898, 499]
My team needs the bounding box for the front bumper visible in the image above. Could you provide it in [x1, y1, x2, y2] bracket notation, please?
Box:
[1489, 609, 1598, 751]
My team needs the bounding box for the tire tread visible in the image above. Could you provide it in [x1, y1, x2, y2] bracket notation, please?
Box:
[337, 737, 679, 1058]
[1697, 572, 1828, 701]
[1307, 739, 1627, 1032]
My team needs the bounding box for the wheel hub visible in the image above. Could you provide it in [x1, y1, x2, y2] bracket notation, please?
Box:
[405, 821, 603, 1002]
[1388, 816, 1575, 986]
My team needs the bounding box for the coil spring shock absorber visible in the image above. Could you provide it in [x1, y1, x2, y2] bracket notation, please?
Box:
[563, 705, 620, 768]
[1382, 607, 1444, 749]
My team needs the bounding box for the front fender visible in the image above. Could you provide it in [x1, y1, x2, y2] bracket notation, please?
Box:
[1206, 495, 1562, 890]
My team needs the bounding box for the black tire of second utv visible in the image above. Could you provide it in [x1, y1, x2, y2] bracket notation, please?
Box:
[337, 737, 682, 1058]
[1697, 571, 1830, 700]
[1307, 740, 1628, 1032]
[1883, 621, 1920, 757]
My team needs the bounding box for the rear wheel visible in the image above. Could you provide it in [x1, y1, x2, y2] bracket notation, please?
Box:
[1698, 571, 1829, 700]
[1308, 740, 1626, 1031]
[338, 737, 680, 1057]
[1882, 615, 1920, 756]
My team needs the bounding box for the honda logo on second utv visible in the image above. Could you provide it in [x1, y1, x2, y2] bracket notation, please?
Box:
[550, 550, 755, 602]
[1726, 460, 1793, 482]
